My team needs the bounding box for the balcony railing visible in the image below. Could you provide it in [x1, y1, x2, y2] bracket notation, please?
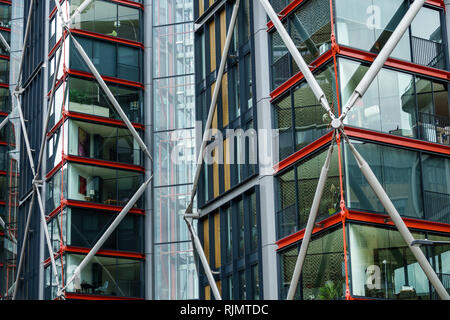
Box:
[418, 112, 450, 146]
[411, 36, 445, 70]
[432, 273, 450, 299]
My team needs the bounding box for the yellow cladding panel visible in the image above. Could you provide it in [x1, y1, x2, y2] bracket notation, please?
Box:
[220, 9, 226, 52]
[210, 19, 216, 72]
[222, 73, 229, 127]
[205, 285, 211, 300]
[203, 218, 210, 264]
[199, 0, 204, 17]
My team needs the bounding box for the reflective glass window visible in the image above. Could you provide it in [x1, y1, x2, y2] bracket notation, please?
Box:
[341, 58, 417, 139]
[344, 140, 423, 219]
[67, 120, 143, 166]
[66, 253, 143, 298]
[335, 0, 411, 61]
[349, 224, 429, 299]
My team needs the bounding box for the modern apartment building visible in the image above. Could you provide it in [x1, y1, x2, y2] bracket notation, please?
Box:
[0, 0, 11, 299]
[0, 0, 198, 300]
[2, 0, 450, 301]
[195, 0, 450, 300]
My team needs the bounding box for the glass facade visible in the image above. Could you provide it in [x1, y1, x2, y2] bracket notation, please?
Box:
[70, 0, 141, 42]
[153, 0, 198, 300]
[274, 63, 337, 160]
[335, 0, 445, 69]
[199, 189, 261, 300]
[42, 0, 146, 300]
[349, 223, 450, 300]
[270, 0, 332, 89]
[45, 253, 144, 299]
[69, 35, 142, 82]
[276, 147, 341, 239]
[196, 0, 256, 207]
[272, 0, 450, 301]
[279, 227, 345, 300]
[0, 0, 10, 299]
[340, 58, 449, 145]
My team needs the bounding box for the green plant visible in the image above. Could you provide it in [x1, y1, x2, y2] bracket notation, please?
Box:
[69, 89, 87, 104]
[318, 280, 339, 300]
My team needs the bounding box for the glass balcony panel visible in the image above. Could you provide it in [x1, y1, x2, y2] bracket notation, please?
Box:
[411, 7, 444, 69]
[421, 154, 450, 224]
[335, 0, 411, 62]
[68, 77, 143, 124]
[296, 148, 340, 230]
[0, 59, 9, 84]
[0, 86, 10, 113]
[279, 246, 300, 299]
[46, 166, 68, 214]
[344, 140, 424, 219]
[68, 120, 142, 166]
[279, 227, 344, 300]
[341, 58, 417, 139]
[67, 163, 143, 208]
[67, 207, 143, 252]
[0, 30, 10, 56]
[0, 3, 11, 28]
[117, 5, 140, 42]
[69, 36, 141, 83]
[66, 253, 143, 298]
[427, 234, 450, 299]
[289, 0, 331, 66]
[47, 121, 67, 172]
[71, 0, 141, 42]
[349, 224, 429, 299]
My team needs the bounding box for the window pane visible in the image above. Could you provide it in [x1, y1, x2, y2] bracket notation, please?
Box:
[349, 224, 428, 299]
[345, 140, 423, 218]
[335, 0, 411, 61]
[302, 227, 344, 300]
[66, 254, 143, 298]
[118, 6, 140, 42]
[117, 46, 139, 82]
[422, 154, 450, 224]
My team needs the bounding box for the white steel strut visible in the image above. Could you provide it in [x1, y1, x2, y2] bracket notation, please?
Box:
[185, 0, 449, 301]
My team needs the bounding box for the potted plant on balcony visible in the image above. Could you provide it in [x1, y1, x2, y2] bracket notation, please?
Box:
[317, 280, 340, 300]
